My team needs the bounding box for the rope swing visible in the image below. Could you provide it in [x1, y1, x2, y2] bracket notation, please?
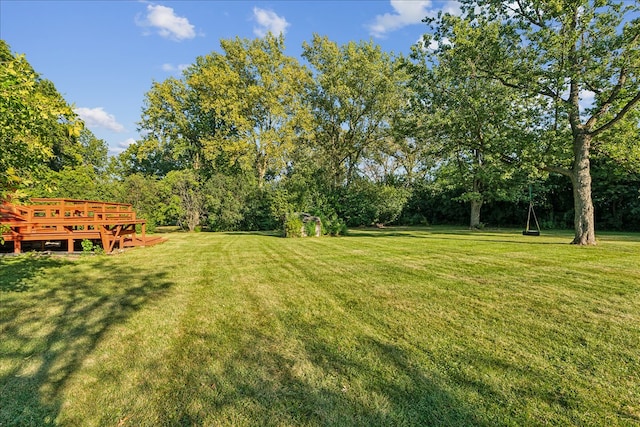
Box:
[523, 185, 541, 236]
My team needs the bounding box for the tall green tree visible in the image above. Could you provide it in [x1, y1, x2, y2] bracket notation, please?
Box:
[164, 169, 204, 232]
[135, 75, 225, 176]
[424, 0, 640, 244]
[187, 34, 312, 188]
[0, 40, 82, 200]
[78, 128, 109, 173]
[302, 35, 409, 188]
[406, 43, 539, 228]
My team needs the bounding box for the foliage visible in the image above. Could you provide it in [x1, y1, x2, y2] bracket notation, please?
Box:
[283, 214, 304, 238]
[592, 155, 640, 231]
[340, 179, 410, 226]
[81, 239, 94, 253]
[302, 35, 409, 187]
[0, 224, 8, 245]
[29, 165, 101, 201]
[422, 0, 640, 243]
[321, 212, 348, 236]
[202, 173, 254, 231]
[6, 30, 639, 237]
[77, 128, 109, 173]
[303, 218, 318, 237]
[406, 43, 537, 227]
[164, 169, 204, 232]
[0, 41, 82, 200]
[114, 173, 175, 233]
[186, 34, 312, 187]
[134, 75, 215, 176]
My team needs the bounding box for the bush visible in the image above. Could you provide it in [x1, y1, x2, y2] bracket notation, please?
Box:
[321, 213, 347, 236]
[340, 179, 410, 227]
[81, 239, 94, 253]
[284, 215, 304, 238]
[304, 219, 318, 237]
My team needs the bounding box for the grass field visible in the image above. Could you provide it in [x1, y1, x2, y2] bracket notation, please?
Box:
[1, 227, 639, 426]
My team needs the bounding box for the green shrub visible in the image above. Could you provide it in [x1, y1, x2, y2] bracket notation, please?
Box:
[322, 213, 347, 236]
[303, 219, 318, 237]
[81, 239, 94, 253]
[340, 179, 409, 227]
[284, 216, 304, 238]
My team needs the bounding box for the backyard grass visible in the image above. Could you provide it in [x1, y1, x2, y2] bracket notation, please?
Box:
[1, 227, 639, 426]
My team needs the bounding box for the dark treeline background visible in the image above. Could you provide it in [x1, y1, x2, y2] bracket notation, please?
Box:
[2, 4, 639, 237]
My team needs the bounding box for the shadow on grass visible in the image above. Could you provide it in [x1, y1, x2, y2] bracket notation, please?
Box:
[221, 230, 282, 237]
[0, 255, 172, 426]
[150, 319, 489, 426]
[0, 255, 71, 292]
[347, 226, 576, 245]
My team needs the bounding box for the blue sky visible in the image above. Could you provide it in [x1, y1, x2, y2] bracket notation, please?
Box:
[1, 1, 459, 155]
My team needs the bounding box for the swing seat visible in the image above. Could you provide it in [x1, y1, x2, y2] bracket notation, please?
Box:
[522, 230, 540, 236]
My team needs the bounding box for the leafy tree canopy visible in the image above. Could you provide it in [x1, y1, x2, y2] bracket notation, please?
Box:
[0, 40, 83, 200]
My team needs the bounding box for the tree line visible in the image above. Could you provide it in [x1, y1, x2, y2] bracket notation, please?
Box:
[2, 0, 639, 244]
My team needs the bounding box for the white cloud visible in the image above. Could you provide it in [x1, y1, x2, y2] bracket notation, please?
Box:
[369, 0, 461, 38]
[581, 90, 596, 106]
[74, 107, 125, 133]
[137, 4, 196, 41]
[108, 138, 137, 155]
[119, 138, 137, 149]
[580, 89, 596, 118]
[162, 63, 190, 72]
[252, 7, 289, 37]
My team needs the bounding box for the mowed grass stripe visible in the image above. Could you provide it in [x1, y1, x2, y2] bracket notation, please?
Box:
[1, 227, 639, 426]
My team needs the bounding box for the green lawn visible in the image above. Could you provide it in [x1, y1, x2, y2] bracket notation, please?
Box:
[1, 227, 639, 426]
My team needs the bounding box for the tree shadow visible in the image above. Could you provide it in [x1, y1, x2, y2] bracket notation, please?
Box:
[149, 317, 490, 426]
[221, 230, 282, 237]
[346, 227, 574, 246]
[0, 255, 72, 292]
[0, 255, 173, 426]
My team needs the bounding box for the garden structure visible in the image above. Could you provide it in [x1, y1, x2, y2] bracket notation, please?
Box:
[0, 198, 165, 254]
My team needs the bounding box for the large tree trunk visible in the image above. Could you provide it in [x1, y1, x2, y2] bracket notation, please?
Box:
[470, 199, 483, 229]
[570, 133, 596, 245]
[469, 172, 483, 229]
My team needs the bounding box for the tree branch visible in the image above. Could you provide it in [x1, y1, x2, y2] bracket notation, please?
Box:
[542, 164, 572, 178]
[590, 90, 640, 137]
[476, 66, 558, 99]
[587, 31, 640, 131]
[511, 0, 545, 27]
[585, 66, 628, 130]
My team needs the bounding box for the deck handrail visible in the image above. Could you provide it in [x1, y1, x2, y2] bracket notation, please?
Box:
[4, 199, 137, 222]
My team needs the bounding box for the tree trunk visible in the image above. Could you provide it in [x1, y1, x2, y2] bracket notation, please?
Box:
[470, 199, 483, 229]
[256, 155, 267, 189]
[469, 171, 483, 229]
[570, 133, 596, 245]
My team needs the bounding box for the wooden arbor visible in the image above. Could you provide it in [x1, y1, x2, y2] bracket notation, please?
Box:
[0, 198, 165, 254]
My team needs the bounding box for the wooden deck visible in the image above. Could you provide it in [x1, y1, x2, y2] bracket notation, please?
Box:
[1, 198, 166, 254]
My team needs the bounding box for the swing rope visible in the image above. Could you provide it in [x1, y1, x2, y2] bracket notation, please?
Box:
[525, 201, 541, 233]
[523, 185, 541, 236]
